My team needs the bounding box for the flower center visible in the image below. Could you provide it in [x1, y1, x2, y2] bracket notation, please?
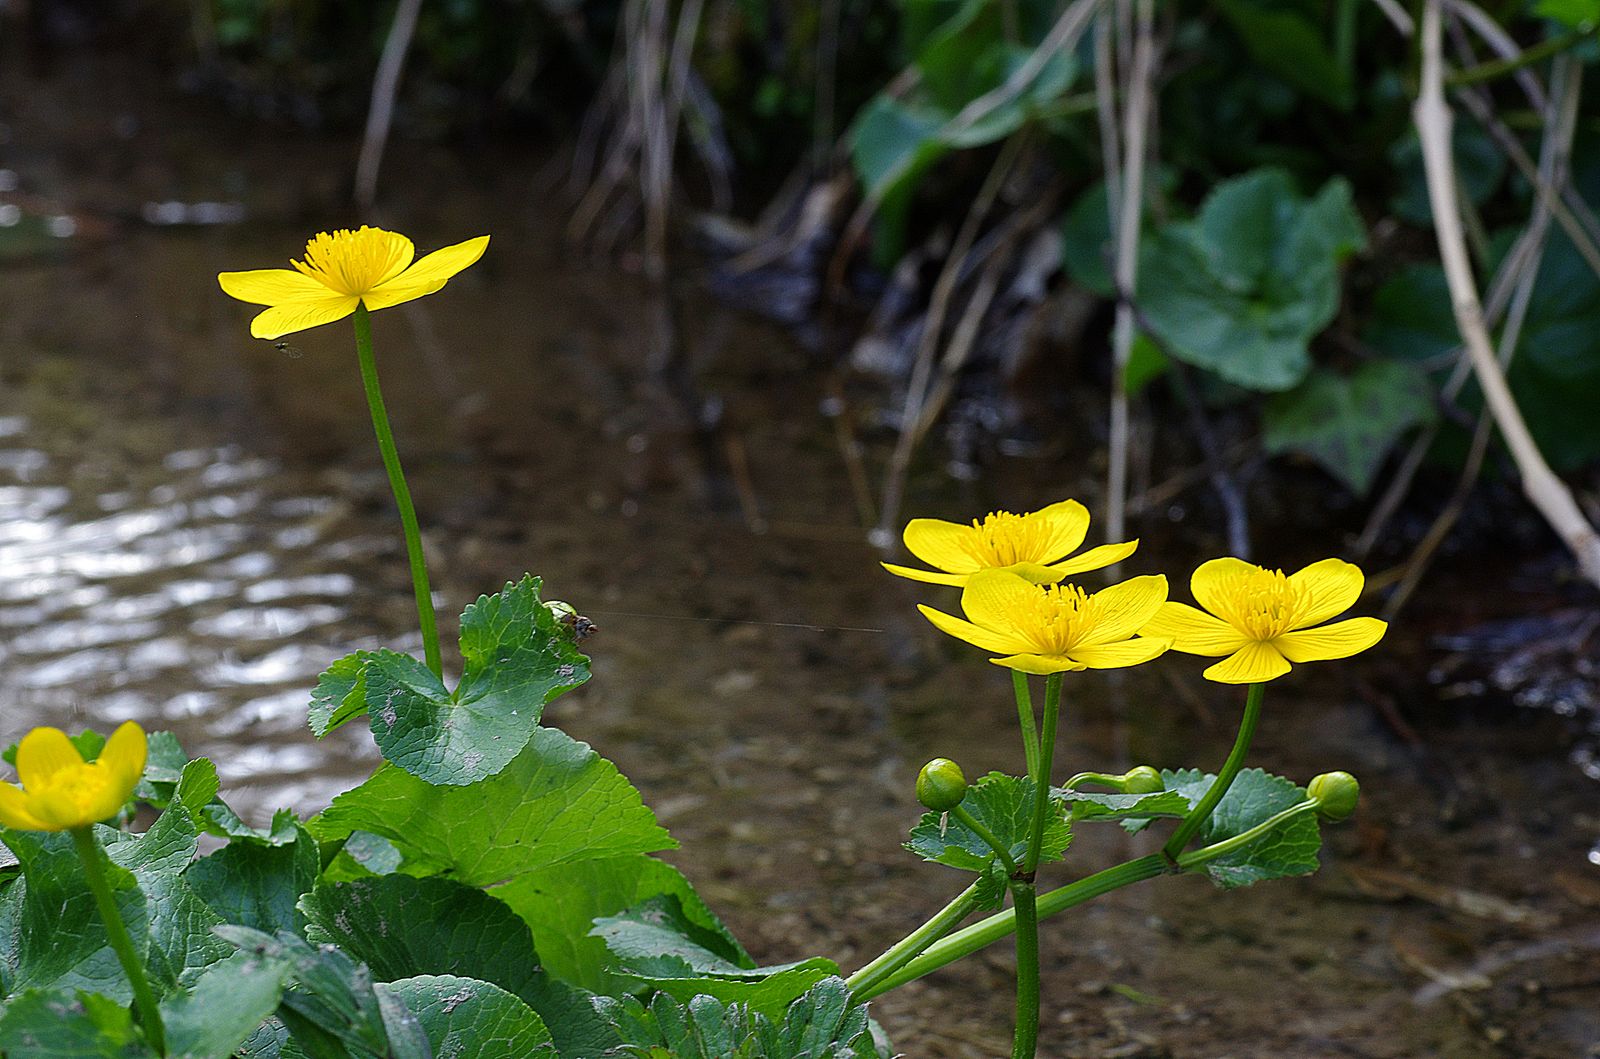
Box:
[292, 227, 410, 296]
[1216, 568, 1307, 640]
[31, 762, 109, 826]
[962, 511, 1050, 568]
[1015, 582, 1098, 654]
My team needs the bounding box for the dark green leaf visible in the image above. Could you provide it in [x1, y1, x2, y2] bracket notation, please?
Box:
[905, 772, 1070, 874]
[1216, 0, 1352, 109]
[308, 652, 371, 738]
[1053, 787, 1191, 823]
[162, 950, 297, 1059]
[0, 988, 157, 1057]
[1263, 361, 1438, 494]
[376, 975, 557, 1058]
[186, 823, 320, 935]
[1163, 768, 1322, 888]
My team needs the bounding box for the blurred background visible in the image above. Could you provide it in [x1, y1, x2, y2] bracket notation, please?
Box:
[1, 0, 1598, 1054]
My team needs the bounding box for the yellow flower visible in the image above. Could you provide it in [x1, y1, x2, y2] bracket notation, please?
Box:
[919, 569, 1171, 674]
[883, 499, 1139, 586]
[1142, 557, 1387, 684]
[218, 226, 489, 339]
[0, 722, 147, 831]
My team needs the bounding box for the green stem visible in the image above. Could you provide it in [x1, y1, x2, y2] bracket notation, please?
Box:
[845, 881, 982, 997]
[72, 827, 165, 1055]
[1177, 801, 1318, 871]
[1062, 771, 1123, 791]
[853, 854, 1169, 1001]
[1009, 879, 1039, 1059]
[353, 304, 443, 679]
[1163, 682, 1265, 860]
[1012, 671, 1040, 779]
[950, 805, 1019, 876]
[1023, 673, 1062, 874]
[1446, 29, 1585, 88]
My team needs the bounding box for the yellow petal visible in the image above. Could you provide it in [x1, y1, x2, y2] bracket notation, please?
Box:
[1202, 642, 1292, 684]
[1140, 601, 1251, 656]
[78, 766, 129, 825]
[902, 518, 982, 574]
[989, 653, 1087, 674]
[364, 234, 490, 310]
[1273, 617, 1387, 663]
[16, 727, 83, 791]
[917, 604, 1035, 656]
[1188, 557, 1260, 622]
[1287, 558, 1365, 628]
[1049, 538, 1139, 576]
[1029, 499, 1091, 563]
[880, 562, 968, 586]
[1080, 574, 1168, 644]
[218, 268, 332, 305]
[249, 295, 361, 339]
[1002, 562, 1070, 585]
[98, 721, 147, 793]
[960, 570, 1048, 647]
[1069, 637, 1170, 669]
[31, 786, 91, 829]
[0, 782, 49, 830]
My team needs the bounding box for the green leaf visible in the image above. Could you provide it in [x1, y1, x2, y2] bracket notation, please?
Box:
[104, 811, 234, 992]
[1263, 361, 1438, 494]
[1, 829, 148, 999]
[593, 896, 837, 1019]
[365, 576, 592, 785]
[1389, 121, 1504, 225]
[186, 824, 320, 935]
[493, 854, 745, 998]
[216, 926, 397, 1059]
[162, 950, 297, 1059]
[0, 988, 157, 1057]
[1163, 768, 1323, 888]
[301, 875, 545, 1002]
[1361, 263, 1457, 364]
[1538, 0, 1600, 30]
[309, 727, 674, 885]
[376, 975, 557, 1058]
[905, 772, 1070, 874]
[1216, 0, 1352, 110]
[308, 651, 371, 738]
[1138, 169, 1365, 392]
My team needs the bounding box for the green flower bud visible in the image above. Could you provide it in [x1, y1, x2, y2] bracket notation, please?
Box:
[1308, 771, 1360, 821]
[916, 758, 968, 812]
[1122, 766, 1164, 794]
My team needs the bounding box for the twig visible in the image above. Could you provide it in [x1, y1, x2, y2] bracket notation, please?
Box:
[1414, 0, 1600, 588]
[1105, 0, 1158, 551]
[1446, 0, 1547, 111]
[941, 0, 1104, 143]
[355, 0, 425, 210]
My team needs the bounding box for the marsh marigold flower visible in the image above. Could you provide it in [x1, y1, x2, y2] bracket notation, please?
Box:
[218, 226, 488, 339]
[883, 499, 1139, 586]
[920, 569, 1170, 674]
[1142, 557, 1386, 684]
[0, 722, 147, 831]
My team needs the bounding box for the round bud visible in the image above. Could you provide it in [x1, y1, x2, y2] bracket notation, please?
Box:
[916, 758, 968, 812]
[1122, 766, 1164, 795]
[1308, 771, 1360, 821]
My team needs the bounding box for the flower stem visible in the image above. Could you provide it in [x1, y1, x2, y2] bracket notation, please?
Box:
[352, 304, 443, 679]
[1176, 800, 1318, 871]
[1023, 673, 1062, 874]
[845, 881, 982, 998]
[1009, 879, 1040, 1059]
[950, 805, 1019, 876]
[852, 854, 1169, 1001]
[1062, 771, 1124, 791]
[1012, 671, 1040, 778]
[1162, 681, 1264, 860]
[71, 827, 165, 1055]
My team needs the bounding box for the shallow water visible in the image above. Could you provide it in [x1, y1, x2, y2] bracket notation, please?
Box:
[3, 48, 1599, 1058]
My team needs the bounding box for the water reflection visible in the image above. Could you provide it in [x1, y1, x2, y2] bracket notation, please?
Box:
[0, 428, 387, 811]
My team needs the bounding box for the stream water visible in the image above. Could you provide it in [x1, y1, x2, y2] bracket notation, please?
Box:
[2, 48, 1598, 1058]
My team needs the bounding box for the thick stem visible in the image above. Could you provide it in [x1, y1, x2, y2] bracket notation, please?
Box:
[1023, 673, 1063, 874]
[353, 304, 444, 678]
[854, 854, 1169, 1000]
[1162, 682, 1265, 859]
[72, 828, 165, 1055]
[1012, 671, 1040, 779]
[845, 882, 982, 998]
[1009, 879, 1040, 1059]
